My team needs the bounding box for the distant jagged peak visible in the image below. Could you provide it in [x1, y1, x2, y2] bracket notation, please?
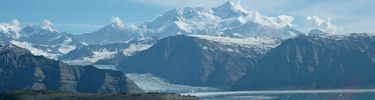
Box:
[217, 1, 247, 12]
[152, 7, 214, 22]
[213, 1, 248, 19]
[20, 19, 60, 37]
[154, 1, 247, 21]
[26, 19, 58, 33]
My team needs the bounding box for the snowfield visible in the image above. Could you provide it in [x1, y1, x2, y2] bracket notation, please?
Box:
[190, 35, 281, 54]
[10, 40, 60, 60]
[62, 49, 117, 66]
[122, 44, 152, 56]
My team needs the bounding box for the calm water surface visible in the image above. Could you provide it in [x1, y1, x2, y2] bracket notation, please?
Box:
[182, 89, 375, 100]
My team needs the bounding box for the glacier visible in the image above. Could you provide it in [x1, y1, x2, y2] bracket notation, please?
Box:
[126, 73, 221, 93]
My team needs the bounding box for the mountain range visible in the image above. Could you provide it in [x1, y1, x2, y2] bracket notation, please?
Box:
[0, 1, 305, 67]
[0, 1, 374, 93]
[73, 1, 302, 45]
[1, 20, 84, 60]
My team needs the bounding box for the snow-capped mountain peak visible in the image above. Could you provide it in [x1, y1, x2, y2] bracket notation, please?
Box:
[307, 29, 329, 35]
[76, 17, 143, 44]
[144, 7, 215, 29]
[213, 1, 248, 19]
[138, 1, 302, 39]
[20, 20, 59, 37]
[40, 19, 57, 32]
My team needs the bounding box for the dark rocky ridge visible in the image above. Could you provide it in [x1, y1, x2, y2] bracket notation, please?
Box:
[232, 34, 375, 90]
[0, 43, 143, 93]
[117, 35, 268, 88]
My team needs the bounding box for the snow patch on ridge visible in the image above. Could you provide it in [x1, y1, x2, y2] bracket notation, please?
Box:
[63, 49, 118, 66]
[92, 49, 117, 60]
[10, 40, 59, 60]
[58, 37, 76, 54]
[191, 35, 280, 48]
[123, 44, 153, 56]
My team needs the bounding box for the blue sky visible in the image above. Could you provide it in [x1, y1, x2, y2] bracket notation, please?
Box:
[1, 0, 374, 34]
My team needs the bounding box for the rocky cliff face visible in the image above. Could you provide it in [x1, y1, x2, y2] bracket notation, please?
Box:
[0, 43, 143, 93]
[232, 34, 375, 90]
[117, 35, 279, 88]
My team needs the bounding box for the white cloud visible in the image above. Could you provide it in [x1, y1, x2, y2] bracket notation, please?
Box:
[0, 19, 21, 32]
[306, 16, 338, 34]
[248, 11, 295, 29]
[277, 15, 295, 27]
[0, 19, 21, 38]
[111, 16, 124, 28]
[307, 16, 324, 27]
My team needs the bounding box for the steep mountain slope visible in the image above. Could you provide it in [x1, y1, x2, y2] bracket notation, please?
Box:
[232, 33, 375, 90]
[116, 35, 280, 88]
[0, 43, 142, 93]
